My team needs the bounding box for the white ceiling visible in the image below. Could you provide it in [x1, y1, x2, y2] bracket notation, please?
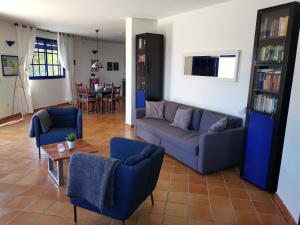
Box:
[0, 0, 230, 42]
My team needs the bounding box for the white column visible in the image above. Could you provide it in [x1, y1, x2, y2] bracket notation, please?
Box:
[125, 18, 157, 125]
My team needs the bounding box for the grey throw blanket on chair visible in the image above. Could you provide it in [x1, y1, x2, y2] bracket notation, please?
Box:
[29, 109, 53, 137]
[66, 152, 121, 211]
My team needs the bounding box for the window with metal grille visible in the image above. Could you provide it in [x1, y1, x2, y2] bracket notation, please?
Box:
[29, 37, 65, 80]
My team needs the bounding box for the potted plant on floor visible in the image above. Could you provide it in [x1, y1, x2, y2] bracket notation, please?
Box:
[66, 133, 77, 150]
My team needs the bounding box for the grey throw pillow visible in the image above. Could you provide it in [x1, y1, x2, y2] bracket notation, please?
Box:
[37, 109, 53, 133]
[145, 101, 165, 119]
[171, 108, 193, 130]
[208, 117, 227, 132]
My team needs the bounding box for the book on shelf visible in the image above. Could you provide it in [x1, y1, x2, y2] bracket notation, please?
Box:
[257, 69, 281, 92]
[253, 94, 277, 114]
[260, 16, 289, 38]
[259, 45, 284, 61]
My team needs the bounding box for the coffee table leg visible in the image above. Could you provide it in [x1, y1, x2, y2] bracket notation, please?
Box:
[48, 157, 64, 186]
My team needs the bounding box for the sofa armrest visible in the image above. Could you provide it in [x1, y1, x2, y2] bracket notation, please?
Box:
[77, 109, 83, 139]
[110, 137, 148, 162]
[198, 127, 245, 173]
[136, 108, 145, 119]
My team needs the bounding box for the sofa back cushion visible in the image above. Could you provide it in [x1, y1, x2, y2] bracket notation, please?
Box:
[199, 110, 226, 133]
[179, 104, 203, 131]
[190, 109, 203, 130]
[164, 101, 179, 122]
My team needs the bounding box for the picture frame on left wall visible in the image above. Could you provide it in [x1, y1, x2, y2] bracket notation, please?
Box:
[1, 55, 18, 76]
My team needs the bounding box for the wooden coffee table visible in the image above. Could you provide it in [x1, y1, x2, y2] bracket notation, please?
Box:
[42, 139, 98, 186]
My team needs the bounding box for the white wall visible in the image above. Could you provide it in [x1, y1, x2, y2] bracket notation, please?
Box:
[157, 0, 295, 117]
[0, 19, 69, 119]
[73, 37, 125, 92]
[277, 33, 300, 222]
[125, 18, 157, 125]
[0, 19, 20, 119]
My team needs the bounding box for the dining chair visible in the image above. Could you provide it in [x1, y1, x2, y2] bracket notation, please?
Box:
[75, 83, 83, 109]
[102, 85, 121, 113]
[80, 86, 98, 114]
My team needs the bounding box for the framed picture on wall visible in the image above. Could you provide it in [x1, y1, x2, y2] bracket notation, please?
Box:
[113, 62, 119, 71]
[107, 62, 112, 71]
[1, 55, 18, 76]
[91, 59, 99, 72]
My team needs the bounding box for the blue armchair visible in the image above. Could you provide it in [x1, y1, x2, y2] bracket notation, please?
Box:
[69, 137, 165, 225]
[32, 107, 82, 159]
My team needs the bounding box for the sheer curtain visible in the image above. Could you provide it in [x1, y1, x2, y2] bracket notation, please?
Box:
[57, 33, 75, 103]
[16, 25, 37, 114]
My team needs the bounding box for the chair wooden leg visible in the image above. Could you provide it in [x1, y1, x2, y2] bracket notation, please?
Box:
[74, 205, 77, 222]
[151, 193, 154, 206]
[122, 220, 126, 225]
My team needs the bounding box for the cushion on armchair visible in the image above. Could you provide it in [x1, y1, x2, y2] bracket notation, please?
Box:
[124, 144, 156, 166]
[37, 109, 53, 133]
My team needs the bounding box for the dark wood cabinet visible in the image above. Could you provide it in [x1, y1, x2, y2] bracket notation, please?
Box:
[136, 33, 164, 108]
[241, 2, 300, 192]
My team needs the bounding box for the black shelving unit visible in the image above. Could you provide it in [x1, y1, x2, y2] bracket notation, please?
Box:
[241, 2, 300, 192]
[136, 33, 164, 108]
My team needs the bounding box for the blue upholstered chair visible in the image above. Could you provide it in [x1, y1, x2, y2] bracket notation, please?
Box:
[69, 137, 165, 225]
[32, 107, 82, 159]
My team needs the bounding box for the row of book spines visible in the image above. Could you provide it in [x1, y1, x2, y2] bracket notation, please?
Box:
[253, 94, 277, 114]
[257, 72, 281, 92]
[260, 16, 289, 38]
[259, 45, 284, 61]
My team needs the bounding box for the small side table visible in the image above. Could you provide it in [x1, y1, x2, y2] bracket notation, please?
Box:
[42, 139, 98, 186]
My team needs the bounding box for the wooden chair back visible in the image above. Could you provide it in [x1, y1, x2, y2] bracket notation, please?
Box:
[111, 86, 121, 100]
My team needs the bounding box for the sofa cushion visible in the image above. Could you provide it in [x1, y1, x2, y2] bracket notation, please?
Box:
[164, 101, 179, 122]
[171, 108, 193, 130]
[208, 117, 227, 132]
[136, 118, 199, 155]
[199, 111, 225, 134]
[124, 144, 156, 166]
[145, 101, 164, 119]
[40, 127, 77, 146]
[178, 104, 203, 131]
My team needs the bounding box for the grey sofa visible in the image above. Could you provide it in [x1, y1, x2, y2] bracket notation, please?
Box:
[135, 101, 245, 174]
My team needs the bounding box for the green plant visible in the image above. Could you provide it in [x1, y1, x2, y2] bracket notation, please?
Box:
[66, 133, 77, 142]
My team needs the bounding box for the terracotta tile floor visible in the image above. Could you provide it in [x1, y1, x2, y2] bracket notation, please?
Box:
[0, 104, 288, 225]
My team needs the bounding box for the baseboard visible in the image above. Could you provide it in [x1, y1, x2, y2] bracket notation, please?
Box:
[0, 102, 71, 124]
[273, 193, 297, 225]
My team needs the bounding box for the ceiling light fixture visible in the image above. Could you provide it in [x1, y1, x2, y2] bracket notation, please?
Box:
[91, 29, 103, 69]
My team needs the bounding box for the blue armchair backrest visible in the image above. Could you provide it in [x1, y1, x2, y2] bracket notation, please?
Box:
[47, 107, 78, 128]
[102, 147, 164, 219]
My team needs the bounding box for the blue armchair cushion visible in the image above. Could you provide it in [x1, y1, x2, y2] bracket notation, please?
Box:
[40, 127, 77, 146]
[124, 144, 156, 166]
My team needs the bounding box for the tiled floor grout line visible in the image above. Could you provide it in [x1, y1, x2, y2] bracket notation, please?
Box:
[245, 186, 264, 225]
